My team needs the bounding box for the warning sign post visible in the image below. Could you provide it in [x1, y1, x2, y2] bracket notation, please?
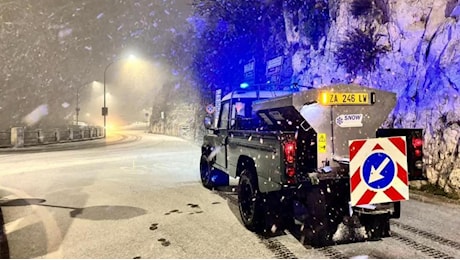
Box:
[349, 136, 409, 206]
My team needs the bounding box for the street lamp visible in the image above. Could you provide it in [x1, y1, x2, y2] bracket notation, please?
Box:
[75, 81, 97, 126]
[103, 54, 137, 137]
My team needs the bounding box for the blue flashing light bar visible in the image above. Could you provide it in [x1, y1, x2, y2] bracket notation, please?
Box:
[240, 82, 250, 89]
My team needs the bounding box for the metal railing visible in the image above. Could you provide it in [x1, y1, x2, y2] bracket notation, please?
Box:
[0, 130, 11, 148]
[0, 126, 104, 148]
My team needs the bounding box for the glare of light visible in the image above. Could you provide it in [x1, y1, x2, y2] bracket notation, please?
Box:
[319, 92, 328, 105]
[105, 124, 118, 137]
[121, 55, 142, 73]
[23, 104, 49, 126]
[91, 81, 103, 88]
[240, 82, 249, 89]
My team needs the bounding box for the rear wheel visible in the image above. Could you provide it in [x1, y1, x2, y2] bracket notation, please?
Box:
[238, 169, 265, 232]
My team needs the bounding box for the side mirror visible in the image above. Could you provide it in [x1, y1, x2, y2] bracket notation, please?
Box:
[204, 116, 214, 129]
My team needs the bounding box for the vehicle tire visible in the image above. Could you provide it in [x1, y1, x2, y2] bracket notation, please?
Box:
[238, 168, 265, 232]
[392, 202, 401, 218]
[200, 155, 214, 189]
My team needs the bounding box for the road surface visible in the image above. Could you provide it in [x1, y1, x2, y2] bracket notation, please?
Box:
[0, 131, 459, 258]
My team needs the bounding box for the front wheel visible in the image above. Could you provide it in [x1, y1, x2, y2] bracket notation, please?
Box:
[200, 155, 214, 189]
[200, 154, 229, 189]
[238, 169, 265, 232]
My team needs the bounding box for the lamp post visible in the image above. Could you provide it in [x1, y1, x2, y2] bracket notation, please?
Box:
[102, 54, 136, 137]
[76, 81, 96, 126]
[103, 61, 115, 137]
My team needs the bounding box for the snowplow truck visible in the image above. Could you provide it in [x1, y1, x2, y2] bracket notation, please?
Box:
[200, 83, 409, 247]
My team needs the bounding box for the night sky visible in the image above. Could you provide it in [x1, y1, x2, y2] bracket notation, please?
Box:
[0, 0, 193, 127]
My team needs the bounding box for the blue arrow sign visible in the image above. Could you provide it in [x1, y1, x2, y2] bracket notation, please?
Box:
[362, 152, 396, 190]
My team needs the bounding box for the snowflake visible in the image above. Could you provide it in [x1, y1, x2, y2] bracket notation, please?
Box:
[336, 117, 343, 126]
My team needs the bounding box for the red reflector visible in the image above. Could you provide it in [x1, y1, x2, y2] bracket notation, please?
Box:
[415, 149, 422, 157]
[412, 138, 423, 148]
[284, 141, 296, 164]
[286, 167, 295, 177]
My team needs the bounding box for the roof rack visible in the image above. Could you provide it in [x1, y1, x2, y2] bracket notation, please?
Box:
[222, 83, 315, 100]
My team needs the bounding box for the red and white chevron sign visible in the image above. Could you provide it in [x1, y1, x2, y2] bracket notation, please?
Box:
[349, 136, 409, 206]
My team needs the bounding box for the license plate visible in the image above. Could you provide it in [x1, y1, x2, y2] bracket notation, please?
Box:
[320, 92, 370, 105]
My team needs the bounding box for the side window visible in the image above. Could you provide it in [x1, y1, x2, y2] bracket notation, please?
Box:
[218, 102, 230, 129]
[230, 102, 246, 128]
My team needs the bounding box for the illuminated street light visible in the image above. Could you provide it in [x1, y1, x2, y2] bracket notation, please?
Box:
[103, 54, 137, 137]
[76, 81, 97, 126]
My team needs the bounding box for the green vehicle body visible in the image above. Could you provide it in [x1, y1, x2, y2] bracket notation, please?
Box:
[200, 84, 413, 246]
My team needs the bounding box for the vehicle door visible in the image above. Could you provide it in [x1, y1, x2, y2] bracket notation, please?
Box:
[213, 101, 230, 169]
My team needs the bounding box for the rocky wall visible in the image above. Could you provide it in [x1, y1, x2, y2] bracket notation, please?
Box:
[284, 0, 460, 194]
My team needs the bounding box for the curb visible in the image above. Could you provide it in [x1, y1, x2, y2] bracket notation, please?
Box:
[409, 188, 460, 206]
[0, 206, 9, 259]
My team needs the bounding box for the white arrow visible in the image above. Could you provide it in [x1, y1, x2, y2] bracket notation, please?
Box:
[369, 157, 390, 183]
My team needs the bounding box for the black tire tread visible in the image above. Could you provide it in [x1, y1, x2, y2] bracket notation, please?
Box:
[238, 169, 265, 232]
[200, 154, 214, 189]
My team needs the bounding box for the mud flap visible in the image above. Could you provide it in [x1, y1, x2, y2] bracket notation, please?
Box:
[391, 201, 401, 218]
[294, 180, 350, 247]
[260, 192, 293, 236]
[301, 187, 334, 247]
[359, 213, 391, 240]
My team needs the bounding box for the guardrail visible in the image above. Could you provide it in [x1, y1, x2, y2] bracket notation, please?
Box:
[0, 130, 11, 148]
[0, 126, 104, 148]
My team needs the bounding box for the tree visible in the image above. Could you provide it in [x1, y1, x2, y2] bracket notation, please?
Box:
[189, 0, 284, 94]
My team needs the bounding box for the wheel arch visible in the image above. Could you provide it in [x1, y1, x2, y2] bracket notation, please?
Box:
[201, 144, 212, 157]
[236, 155, 256, 178]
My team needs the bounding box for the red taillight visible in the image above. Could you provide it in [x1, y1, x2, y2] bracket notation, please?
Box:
[412, 138, 423, 148]
[284, 141, 296, 164]
[286, 166, 296, 177]
[283, 140, 296, 180]
[412, 137, 423, 158]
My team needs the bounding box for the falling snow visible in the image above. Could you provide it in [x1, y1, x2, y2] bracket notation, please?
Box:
[23, 104, 49, 126]
[0, 0, 459, 194]
[58, 28, 73, 38]
[0, 0, 193, 129]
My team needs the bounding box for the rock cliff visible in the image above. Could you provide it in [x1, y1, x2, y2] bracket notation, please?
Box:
[283, 0, 460, 194]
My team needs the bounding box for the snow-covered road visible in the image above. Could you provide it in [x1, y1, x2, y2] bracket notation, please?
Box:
[0, 130, 459, 258]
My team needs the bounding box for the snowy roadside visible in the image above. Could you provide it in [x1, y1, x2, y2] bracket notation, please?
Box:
[409, 186, 460, 206]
